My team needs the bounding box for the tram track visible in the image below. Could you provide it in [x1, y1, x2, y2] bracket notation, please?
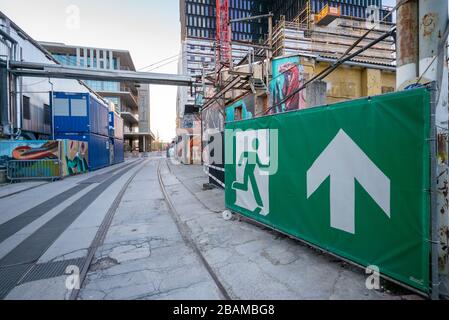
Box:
[157, 159, 231, 301]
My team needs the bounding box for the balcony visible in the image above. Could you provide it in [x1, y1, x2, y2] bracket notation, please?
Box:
[121, 111, 139, 125]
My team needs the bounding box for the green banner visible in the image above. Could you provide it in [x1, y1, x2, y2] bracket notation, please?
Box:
[225, 88, 431, 293]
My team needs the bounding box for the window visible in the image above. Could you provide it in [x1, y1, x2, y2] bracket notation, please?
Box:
[234, 106, 243, 121]
[54, 98, 70, 116]
[70, 98, 87, 117]
[23, 95, 31, 120]
[44, 104, 51, 125]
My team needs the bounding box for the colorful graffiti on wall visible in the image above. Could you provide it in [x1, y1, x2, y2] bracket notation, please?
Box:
[225, 95, 255, 122]
[0, 141, 59, 164]
[270, 56, 306, 114]
[10, 141, 59, 160]
[61, 140, 89, 176]
[0, 140, 89, 177]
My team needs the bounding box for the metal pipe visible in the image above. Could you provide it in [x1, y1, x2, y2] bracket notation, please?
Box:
[8, 61, 193, 87]
[14, 72, 21, 133]
[48, 79, 54, 140]
[429, 83, 440, 300]
[396, 0, 419, 89]
[418, 1, 449, 298]
[0, 59, 8, 133]
[229, 13, 273, 24]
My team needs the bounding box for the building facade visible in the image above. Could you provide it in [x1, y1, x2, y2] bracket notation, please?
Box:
[41, 42, 154, 152]
[180, 0, 271, 43]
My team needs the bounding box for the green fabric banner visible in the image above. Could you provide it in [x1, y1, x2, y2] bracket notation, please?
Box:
[225, 88, 431, 293]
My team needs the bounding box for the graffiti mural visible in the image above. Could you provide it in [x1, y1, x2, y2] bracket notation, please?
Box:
[225, 94, 255, 122]
[270, 56, 306, 114]
[0, 141, 62, 179]
[11, 141, 59, 160]
[0, 140, 89, 178]
[0, 141, 60, 164]
[61, 140, 89, 176]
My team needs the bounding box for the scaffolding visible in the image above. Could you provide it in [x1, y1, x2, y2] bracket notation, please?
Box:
[272, 3, 395, 66]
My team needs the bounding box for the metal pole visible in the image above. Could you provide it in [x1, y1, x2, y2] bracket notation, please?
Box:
[418, 0, 449, 299]
[230, 13, 274, 24]
[396, 0, 419, 89]
[0, 59, 9, 135]
[49, 79, 55, 140]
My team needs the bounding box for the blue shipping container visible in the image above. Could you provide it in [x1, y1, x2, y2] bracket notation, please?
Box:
[53, 92, 109, 137]
[113, 138, 124, 164]
[56, 133, 110, 171]
[108, 112, 124, 140]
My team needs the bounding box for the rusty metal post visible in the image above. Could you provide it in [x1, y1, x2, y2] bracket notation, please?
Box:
[266, 13, 274, 90]
[419, 0, 449, 299]
[396, 0, 419, 89]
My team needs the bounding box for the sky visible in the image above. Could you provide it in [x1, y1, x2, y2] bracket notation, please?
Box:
[0, 0, 181, 142]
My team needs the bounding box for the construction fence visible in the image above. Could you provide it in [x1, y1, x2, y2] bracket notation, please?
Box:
[225, 87, 441, 296]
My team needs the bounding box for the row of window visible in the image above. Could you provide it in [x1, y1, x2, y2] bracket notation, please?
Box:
[187, 27, 257, 41]
[85, 80, 120, 92]
[53, 98, 88, 117]
[52, 53, 118, 70]
[53, 54, 77, 67]
[184, 0, 268, 41]
[188, 55, 214, 63]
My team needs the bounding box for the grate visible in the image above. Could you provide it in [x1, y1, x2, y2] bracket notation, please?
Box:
[0, 264, 32, 299]
[18, 258, 85, 285]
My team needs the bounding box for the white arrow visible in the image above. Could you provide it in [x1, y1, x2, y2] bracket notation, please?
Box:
[307, 129, 390, 234]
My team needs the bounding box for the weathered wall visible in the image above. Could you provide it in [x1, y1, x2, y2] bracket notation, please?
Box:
[302, 60, 396, 105]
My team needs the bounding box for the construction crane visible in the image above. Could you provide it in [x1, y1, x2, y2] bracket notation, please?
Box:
[215, 0, 232, 73]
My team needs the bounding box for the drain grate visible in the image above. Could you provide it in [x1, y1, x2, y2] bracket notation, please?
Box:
[0, 264, 32, 299]
[18, 258, 86, 285]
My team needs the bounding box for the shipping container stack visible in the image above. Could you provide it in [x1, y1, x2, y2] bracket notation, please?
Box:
[108, 111, 125, 165]
[53, 92, 111, 171]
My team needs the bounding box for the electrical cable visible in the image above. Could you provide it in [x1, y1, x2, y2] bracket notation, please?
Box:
[145, 57, 180, 72]
[138, 53, 180, 71]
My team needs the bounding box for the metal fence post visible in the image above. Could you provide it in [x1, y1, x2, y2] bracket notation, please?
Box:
[429, 82, 440, 300]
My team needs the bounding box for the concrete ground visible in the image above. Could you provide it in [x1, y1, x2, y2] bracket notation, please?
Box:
[0, 158, 145, 299]
[0, 154, 420, 300]
[79, 159, 222, 300]
[158, 161, 419, 300]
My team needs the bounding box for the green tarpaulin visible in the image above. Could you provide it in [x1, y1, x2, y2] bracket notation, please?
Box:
[225, 88, 431, 293]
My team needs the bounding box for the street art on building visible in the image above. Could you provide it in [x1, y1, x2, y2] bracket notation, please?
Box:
[0, 140, 89, 177]
[270, 56, 306, 114]
[182, 114, 200, 129]
[0, 141, 60, 164]
[225, 94, 255, 122]
[61, 140, 89, 176]
[10, 141, 60, 160]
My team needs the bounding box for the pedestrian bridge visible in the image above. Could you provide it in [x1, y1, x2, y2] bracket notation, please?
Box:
[8, 61, 193, 87]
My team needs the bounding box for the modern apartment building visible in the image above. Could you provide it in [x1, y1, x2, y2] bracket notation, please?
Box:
[41, 42, 154, 152]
